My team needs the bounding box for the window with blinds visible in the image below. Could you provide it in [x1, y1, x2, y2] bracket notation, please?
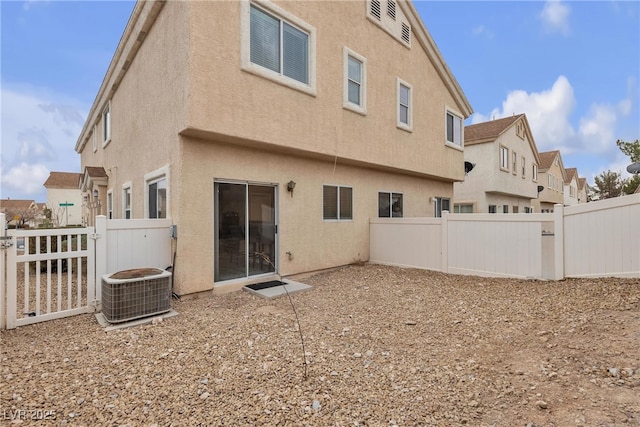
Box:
[323, 185, 353, 220]
[250, 5, 309, 85]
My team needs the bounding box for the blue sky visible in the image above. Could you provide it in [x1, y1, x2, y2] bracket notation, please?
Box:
[1, 0, 639, 202]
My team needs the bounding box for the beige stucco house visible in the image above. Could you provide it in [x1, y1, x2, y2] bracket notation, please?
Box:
[577, 177, 588, 203]
[74, 0, 473, 295]
[453, 114, 541, 213]
[43, 172, 83, 226]
[533, 150, 567, 213]
[0, 199, 44, 228]
[563, 167, 580, 206]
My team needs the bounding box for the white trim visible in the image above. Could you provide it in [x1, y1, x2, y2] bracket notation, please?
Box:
[92, 126, 97, 153]
[343, 47, 367, 115]
[106, 189, 114, 219]
[240, 0, 317, 96]
[144, 165, 170, 219]
[102, 101, 111, 148]
[396, 77, 412, 132]
[122, 181, 132, 219]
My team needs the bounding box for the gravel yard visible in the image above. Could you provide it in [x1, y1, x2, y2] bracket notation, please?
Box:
[1, 264, 639, 426]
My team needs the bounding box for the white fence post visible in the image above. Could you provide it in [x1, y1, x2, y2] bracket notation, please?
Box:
[95, 215, 107, 304]
[553, 204, 565, 280]
[441, 210, 449, 274]
[0, 213, 5, 329]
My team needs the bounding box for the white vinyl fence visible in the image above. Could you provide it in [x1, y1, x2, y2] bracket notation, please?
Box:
[1, 214, 172, 329]
[371, 193, 640, 280]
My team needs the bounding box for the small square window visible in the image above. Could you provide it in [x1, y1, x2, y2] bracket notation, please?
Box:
[323, 185, 352, 220]
[378, 192, 403, 218]
[434, 197, 450, 217]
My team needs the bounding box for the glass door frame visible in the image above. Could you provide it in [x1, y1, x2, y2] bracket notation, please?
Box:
[214, 179, 279, 283]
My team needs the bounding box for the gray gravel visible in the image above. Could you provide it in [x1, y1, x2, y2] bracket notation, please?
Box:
[1, 264, 639, 426]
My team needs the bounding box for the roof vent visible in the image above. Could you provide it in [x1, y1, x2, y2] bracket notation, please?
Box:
[387, 0, 396, 20]
[401, 22, 411, 44]
[370, 0, 381, 20]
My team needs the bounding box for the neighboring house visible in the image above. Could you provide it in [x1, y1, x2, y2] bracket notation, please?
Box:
[577, 177, 588, 203]
[80, 166, 109, 226]
[533, 150, 567, 213]
[563, 168, 580, 206]
[43, 172, 83, 226]
[74, 0, 473, 295]
[0, 199, 44, 228]
[453, 114, 540, 213]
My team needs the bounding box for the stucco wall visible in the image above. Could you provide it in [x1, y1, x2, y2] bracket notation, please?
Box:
[186, 0, 467, 182]
[174, 136, 452, 294]
[454, 124, 539, 212]
[46, 188, 83, 226]
[80, 1, 189, 221]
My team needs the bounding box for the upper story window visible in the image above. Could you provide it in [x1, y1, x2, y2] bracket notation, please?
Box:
[533, 164, 538, 181]
[102, 102, 111, 146]
[548, 174, 553, 189]
[397, 78, 412, 131]
[343, 47, 367, 115]
[446, 110, 463, 147]
[378, 192, 403, 218]
[500, 146, 509, 171]
[512, 151, 517, 175]
[521, 156, 526, 178]
[323, 185, 353, 221]
[92, 127, 97, 153]
[242, 1, 316, 95]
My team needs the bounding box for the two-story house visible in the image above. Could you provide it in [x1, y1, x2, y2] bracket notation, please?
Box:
[563, 167, 580, 206]
[43, 172, 83, 226]
[453, 114, 540, 213]
[533, 150, 567, 213]
[577, 177, 588, 203]
[74, 0, 473, 295]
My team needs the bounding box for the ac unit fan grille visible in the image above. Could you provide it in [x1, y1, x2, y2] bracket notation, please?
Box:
[102, 270, 172, 323]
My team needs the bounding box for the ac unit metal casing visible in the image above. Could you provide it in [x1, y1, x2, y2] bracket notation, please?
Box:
[101, 269, 172, 323]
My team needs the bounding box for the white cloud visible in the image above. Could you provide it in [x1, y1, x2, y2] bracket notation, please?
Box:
[471, 75, 577, 153]
[0, 85, 86, 200]
[471, 25, 494, 40]
[577, 104, 617, 153]
[539, 0, 571, 36]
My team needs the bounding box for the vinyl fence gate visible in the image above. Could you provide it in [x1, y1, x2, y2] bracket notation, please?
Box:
[0, 213, 97, 330]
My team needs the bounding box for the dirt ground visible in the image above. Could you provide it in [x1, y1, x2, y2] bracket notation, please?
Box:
[1, 264, 639, 426]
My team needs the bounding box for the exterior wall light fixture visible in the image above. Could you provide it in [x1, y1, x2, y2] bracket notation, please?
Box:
[287, 180, 296, 197]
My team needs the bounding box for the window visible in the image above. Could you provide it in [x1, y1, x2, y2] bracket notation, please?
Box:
[446, 110, 463, 147]
[243, 2, 316, 94]
[488, 205, 497, 214]
[533, 164, 538, 181]
[102, 102, 111, 146]
[548, 174, 553, 189]
[148, 178, 167, 219]
[521, 156, 526, 178]
[107, 191, 113, 219]
[92, 126, 97, 153]
[323, 185, 352, 220]
[524, 207, 532, 213]
[397, 78, 412, 131]
[378, 192, 403, 218]
[434, 197, 450, 217]
[123, 184, 131, 219]
[512, 152, 517, 175]
[343, 48, 366, 114]
[513, 206, 519, 214]
[500, 146, 509, 170]
[503, 204, 509, 213]
[454, 204, 473, 213]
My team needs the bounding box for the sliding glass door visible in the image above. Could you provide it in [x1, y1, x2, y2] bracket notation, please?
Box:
[214, 182, 276, 282]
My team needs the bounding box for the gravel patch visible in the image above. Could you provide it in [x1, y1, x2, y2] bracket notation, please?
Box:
[1, 264, 639, 426]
